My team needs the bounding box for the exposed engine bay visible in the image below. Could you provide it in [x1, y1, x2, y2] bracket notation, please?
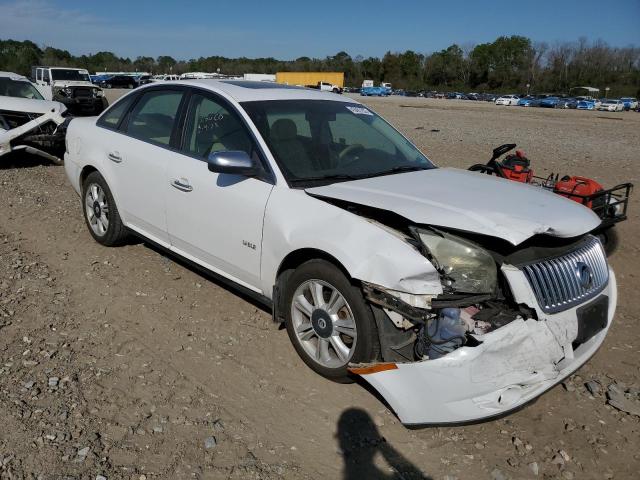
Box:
[316, 196, 608, 366]
[0, 101, 69, 165]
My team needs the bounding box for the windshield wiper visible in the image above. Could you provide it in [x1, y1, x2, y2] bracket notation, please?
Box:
[290, 166, 431, 187]
[360, 165, 431, 179]
[290, 174, 362, 186]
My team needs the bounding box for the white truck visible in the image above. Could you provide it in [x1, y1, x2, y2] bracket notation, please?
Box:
[31, 66, 107, 116]
[307, 81, 342, 93]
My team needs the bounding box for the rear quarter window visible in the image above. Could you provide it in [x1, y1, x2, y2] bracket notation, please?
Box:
[97, 94, 137, 130]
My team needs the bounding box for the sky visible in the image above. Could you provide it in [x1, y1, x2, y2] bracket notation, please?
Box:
[1, 0, 639, 60]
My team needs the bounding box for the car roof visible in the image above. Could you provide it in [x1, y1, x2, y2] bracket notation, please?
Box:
[35, 66, 87, 71]
[160, 79, 355, 103]
[0, 71, 31, 82]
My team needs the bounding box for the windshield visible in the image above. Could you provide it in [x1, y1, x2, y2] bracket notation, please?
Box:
[242, 100, 435, 186]
[50, 69, 90, 82]
[0, 78, 44, 100]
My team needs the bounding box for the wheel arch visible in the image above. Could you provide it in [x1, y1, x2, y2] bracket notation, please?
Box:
[79, 164, 99, 189]
[277, 248, 352, 279]
[273, 248, 355, 323]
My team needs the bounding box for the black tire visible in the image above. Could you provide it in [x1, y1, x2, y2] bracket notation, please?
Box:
[596, 227, 620, 257]
[82, 171, 128, 246]
[283, 259, 380, 382]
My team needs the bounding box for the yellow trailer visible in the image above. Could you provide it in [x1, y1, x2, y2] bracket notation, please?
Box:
[276, 72, 344, 88]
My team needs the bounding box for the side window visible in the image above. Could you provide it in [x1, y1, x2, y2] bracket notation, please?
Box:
[43, 70, 50, 84]
[36, 69, 42, 81]
[97, 94, 137, 129]
[182, 93, 254, 158]
[126, 90, 183, 146]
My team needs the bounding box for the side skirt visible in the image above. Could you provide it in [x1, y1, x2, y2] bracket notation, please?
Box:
[127, 229, 273, 311]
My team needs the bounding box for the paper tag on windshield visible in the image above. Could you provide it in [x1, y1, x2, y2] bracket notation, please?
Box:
[346, 106, 373, 116]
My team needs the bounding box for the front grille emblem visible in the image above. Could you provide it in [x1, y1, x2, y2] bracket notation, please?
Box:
[575, 262, 593, 289]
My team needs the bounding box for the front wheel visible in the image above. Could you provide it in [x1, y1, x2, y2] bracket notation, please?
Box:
[82, 171, 128, 246]
[284, 260, 380, 382]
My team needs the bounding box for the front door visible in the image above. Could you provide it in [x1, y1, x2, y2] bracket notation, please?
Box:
[165, 91, 273, 291]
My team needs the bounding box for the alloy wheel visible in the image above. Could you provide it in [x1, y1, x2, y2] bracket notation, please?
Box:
[290, 279, 357, 368]
[85, 183, 109, 236]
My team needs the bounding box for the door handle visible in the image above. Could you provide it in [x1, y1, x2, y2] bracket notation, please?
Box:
[108, 151, 122, 163]
[171, 178, 193, 192]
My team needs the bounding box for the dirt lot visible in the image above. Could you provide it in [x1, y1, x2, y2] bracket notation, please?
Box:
[0, 91, 639, 480]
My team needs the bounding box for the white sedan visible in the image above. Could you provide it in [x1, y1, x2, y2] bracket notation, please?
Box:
[597, 99, 624, 112]
[63, 80, 616, 424]
[495, 94, 520, 106]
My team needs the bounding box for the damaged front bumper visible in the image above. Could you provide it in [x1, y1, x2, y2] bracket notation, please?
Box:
[353, 267, 617, 425]
[0, 106, 69, 165]
[55, 95, 107, 116]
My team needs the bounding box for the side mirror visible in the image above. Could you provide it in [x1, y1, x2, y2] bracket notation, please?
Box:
[207, 151, 258, 176]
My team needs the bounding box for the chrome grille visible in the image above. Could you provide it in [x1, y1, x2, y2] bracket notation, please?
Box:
[520, 236, 609, 314]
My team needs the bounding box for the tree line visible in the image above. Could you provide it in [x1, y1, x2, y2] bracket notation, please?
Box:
[1, 36, 638, 96]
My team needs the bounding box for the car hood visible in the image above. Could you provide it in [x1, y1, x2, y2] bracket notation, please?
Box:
[52, 80, 95, 89]
[305, 168, 601, 245]
[0, 95, 66, 115]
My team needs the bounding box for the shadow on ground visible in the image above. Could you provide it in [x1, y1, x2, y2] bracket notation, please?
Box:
[0, 152, 58, 169]
[337, 408, 431, 480]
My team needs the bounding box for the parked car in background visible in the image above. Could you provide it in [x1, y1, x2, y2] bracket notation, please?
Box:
[151, 74, 181, 82]
[480, 93, 497, 102]
[597, 99, 624, 112]
[559, 98, 579, 109]
[619, 97, 638, 110]
[99, 75, 138, 89]
[381, 82, 392, 95]
[31, 66, 107, 115]
[540, 96, 562, 108]
[1, 71, 43, 100]
[91, 74, 113, 85]
[360, 86, 388, 96]
[136, 75, 153, 86]
[495, 94, 519, 106]
[0, 71, 68, 164]
[517, 96, 540, 107]
[63, 79, 617, 425]
[576, 97, 599, 110]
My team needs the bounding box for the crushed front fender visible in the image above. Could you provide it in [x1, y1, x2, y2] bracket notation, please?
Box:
[0, 97, 67, 163]
[354, 269, 617, 425]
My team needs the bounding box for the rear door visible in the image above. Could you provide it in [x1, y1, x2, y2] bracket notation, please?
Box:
[165, 89, 274, 291]
[99, 87, 186, 246]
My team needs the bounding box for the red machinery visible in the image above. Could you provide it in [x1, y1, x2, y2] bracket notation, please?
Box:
[468, 144, 633, 254]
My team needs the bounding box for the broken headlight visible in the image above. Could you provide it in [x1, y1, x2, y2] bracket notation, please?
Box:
[57, 87, 72, 97]
[414, 228, 497, 294]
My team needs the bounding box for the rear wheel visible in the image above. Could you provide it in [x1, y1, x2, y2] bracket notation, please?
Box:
[283, 259, 379, 382]
[82, 171, 128, 246]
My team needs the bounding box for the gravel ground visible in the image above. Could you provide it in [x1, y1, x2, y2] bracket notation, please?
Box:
[0, 90, 638, 480]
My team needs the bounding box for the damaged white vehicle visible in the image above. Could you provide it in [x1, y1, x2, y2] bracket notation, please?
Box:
[63, 80, 616, 424]
[0, 71, 69, 164]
